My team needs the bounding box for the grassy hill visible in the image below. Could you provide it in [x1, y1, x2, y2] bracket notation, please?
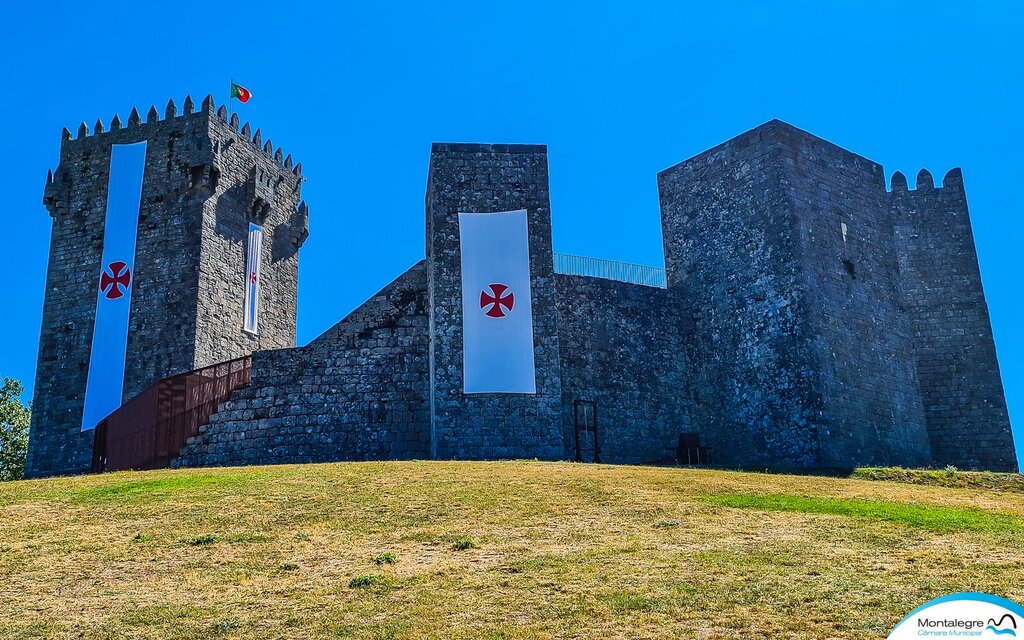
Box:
[1, 461, 1023, 639]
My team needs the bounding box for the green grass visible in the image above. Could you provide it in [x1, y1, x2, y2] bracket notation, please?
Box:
[349, 574, 387, 588]
[852, 466, 1024, 493]
[1, 460, 1023, 639]
[182, 533, 218, 546]
[375, 552, 398, 565]
[702, 493, 1024, 534]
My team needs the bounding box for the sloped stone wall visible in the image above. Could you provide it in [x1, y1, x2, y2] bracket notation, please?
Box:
[174, 261, 430, 467]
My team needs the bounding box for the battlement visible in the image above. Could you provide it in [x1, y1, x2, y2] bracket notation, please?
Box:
[888, 167, 964, 193]
[54, 95, 302, 178]
[44, 95, 309, 243]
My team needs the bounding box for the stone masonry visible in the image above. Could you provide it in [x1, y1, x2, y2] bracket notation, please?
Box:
[27, 97, 308, 477]
[892, 168, 1017, 470]
[658, 121, 933, 468]
[31, 115, 1017, 474]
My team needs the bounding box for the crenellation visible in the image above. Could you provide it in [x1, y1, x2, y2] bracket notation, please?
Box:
[890, 170, 908, 192]
[916, 168, 934, 190]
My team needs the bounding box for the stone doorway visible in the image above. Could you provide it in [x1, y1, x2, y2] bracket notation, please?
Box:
[573, 400, 600, 463]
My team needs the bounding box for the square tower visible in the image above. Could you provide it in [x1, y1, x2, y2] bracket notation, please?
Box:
[27, 96, 308, 476]
[659, 120, 931, 468]
[426, 144, 564, 460]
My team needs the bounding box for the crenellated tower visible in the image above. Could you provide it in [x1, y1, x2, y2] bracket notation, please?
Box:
[891, 168, 1016, 471]
[27, 95, 309, 477]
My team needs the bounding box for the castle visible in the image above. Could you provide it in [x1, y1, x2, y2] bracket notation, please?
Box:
[25, 97, 1018, 477]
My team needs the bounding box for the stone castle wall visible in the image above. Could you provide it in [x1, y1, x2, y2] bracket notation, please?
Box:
[426, 144, 565, 461]
[658, 123, 821, 467]
[777, 125, 931, 468]
[892, 169, 1017, 471]
[29, 114, 1016, 474]
[175, 262, 431, 467]
[555, 275, 691, 464]
[27, 97, 306, 477]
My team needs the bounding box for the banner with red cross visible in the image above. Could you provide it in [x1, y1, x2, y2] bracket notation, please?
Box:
[243, 222, 263, 335]
[81, 142, 147, 431]
[458, 209, 537, 394]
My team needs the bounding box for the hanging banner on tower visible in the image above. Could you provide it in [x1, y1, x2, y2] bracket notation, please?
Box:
[81, 141, 147, 431]
[243, 222, 263, 335]
[459, 209, 536, 394]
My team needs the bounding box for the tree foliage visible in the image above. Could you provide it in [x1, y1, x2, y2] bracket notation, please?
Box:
[0, 377, 31, 481]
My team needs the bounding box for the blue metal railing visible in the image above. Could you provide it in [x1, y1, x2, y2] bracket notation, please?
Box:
[553, 253, 667, 288]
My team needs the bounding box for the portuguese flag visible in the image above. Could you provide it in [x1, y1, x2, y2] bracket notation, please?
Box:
[230, 82, 252, 103]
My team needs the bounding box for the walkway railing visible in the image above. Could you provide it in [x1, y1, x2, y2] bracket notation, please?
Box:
[553, 253, 667, 288]
[91, 356, 252, 472]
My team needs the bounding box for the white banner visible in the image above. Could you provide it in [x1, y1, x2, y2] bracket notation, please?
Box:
[459, 210, 536, 394]
[244, 222, 264, 335]
[81, 142, 147, 431]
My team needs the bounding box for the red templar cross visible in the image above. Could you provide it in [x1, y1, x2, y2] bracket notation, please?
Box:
[480, 283, 514, 318]
[99, 261, 131, 300]
[249, 271, 258, 284]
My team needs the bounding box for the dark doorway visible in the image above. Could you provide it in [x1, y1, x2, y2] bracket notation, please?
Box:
[574, 400, 600, 463]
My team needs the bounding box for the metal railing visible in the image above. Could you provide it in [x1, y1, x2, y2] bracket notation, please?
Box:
[91, 356, 252, 472]
[553, 253, 667, 288]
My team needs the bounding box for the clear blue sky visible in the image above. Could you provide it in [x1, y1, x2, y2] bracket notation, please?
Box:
[3, 2, 1021, 465]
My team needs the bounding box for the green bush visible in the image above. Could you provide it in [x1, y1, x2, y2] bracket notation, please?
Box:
[0, 378, 30, 482]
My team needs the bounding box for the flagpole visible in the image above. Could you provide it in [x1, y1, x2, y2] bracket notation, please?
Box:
[228, 77, 234, 123]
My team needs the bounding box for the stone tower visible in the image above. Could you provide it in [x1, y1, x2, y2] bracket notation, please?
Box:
[425, 144, 564, 460]
[27, 96, 309, 477]
[659, 120, 933, 469]
[892, 169, 1017, 471]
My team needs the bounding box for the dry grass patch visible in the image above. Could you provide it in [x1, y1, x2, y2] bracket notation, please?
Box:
[0, 461, 1022, 639]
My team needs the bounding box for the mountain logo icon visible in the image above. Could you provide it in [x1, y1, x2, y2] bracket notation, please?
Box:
[987, 614, 1018, 637]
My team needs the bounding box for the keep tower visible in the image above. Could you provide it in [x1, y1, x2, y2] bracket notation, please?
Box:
[27, 95, 309, 477]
